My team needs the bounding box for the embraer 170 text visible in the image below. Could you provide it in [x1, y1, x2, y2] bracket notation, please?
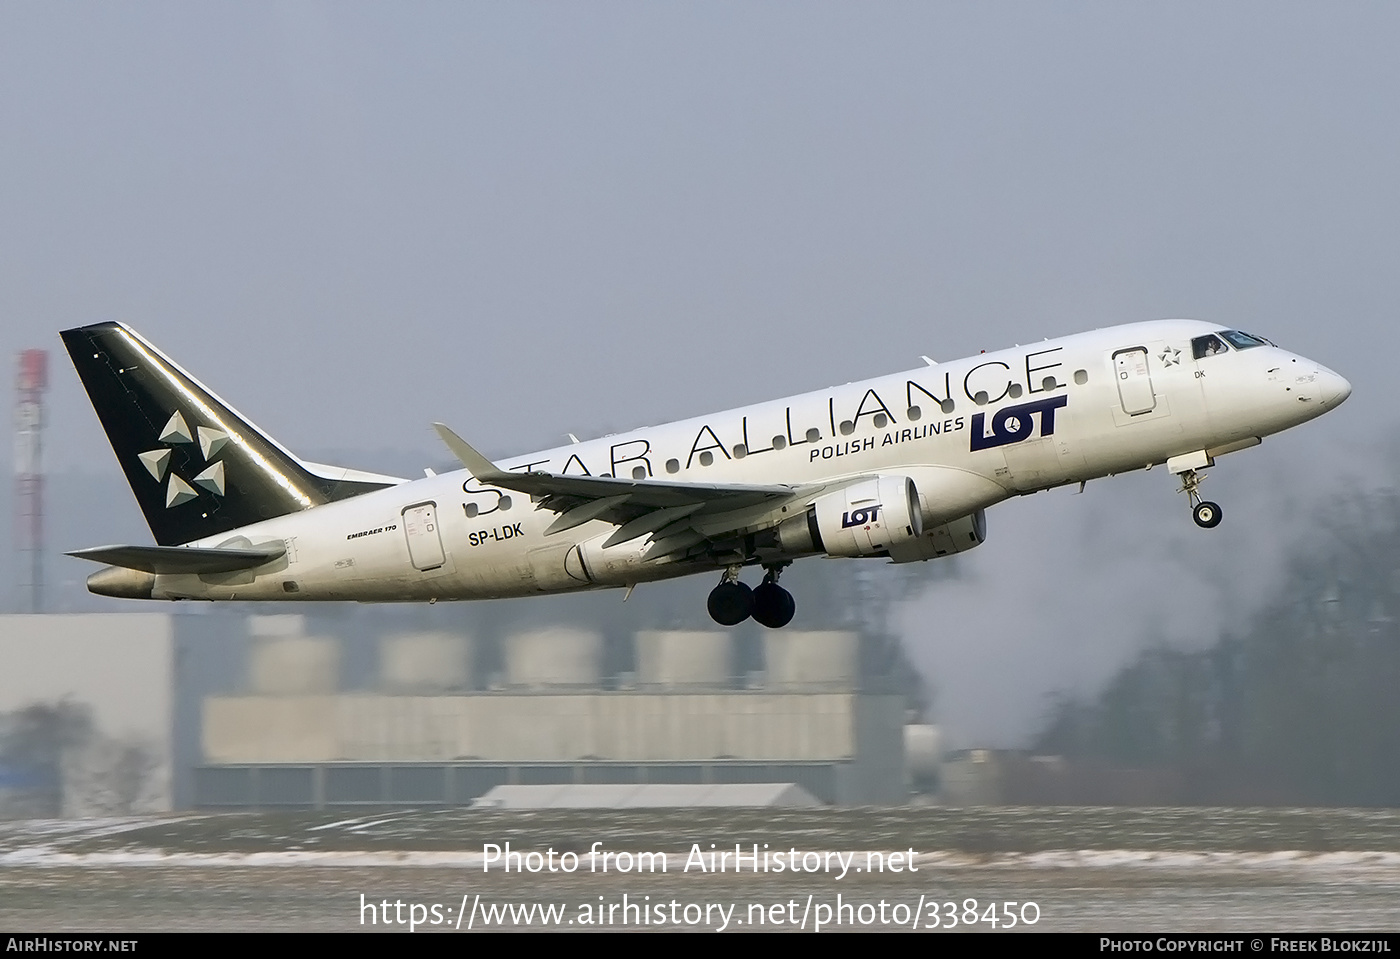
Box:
[63, 320, 1349, 628]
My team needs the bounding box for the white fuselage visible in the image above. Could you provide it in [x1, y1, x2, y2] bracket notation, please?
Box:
[160, 319, 1347, 602]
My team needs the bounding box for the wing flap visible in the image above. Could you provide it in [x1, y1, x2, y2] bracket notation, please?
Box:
[543, 494, 633, 536]
[601, 502, 704, 548]
[640, 529, 708, 561]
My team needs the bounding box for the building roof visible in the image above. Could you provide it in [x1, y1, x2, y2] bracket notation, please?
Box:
[472, 782, 821, 809]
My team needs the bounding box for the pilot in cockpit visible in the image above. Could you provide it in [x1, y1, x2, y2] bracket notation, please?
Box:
[1193, 334, 1227, 359]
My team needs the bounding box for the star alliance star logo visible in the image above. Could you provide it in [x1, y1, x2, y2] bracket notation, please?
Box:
[1159, 347, 1181, 367]
[136, 411, 229, 508]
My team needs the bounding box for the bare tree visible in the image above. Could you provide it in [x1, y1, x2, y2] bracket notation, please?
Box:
[0, 700, 94, 817]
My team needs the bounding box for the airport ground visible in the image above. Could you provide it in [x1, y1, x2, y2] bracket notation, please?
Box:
[2, 807, 1399, 932]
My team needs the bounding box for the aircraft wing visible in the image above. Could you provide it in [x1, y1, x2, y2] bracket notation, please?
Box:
[435, 423, 808, 560]
[67, 543, 286, 574]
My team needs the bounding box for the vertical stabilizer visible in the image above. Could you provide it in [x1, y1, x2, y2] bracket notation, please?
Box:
[61, 322, 394, 546]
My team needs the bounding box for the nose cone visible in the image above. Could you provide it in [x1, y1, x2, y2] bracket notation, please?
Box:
[1319, 368, 1352, 409]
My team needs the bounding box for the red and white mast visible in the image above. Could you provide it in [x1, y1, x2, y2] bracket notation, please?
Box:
[15, 350, 47, 612]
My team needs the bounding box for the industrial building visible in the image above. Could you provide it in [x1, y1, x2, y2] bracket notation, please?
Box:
[197, 615, 908, 807]
[0, 609, 929, 811]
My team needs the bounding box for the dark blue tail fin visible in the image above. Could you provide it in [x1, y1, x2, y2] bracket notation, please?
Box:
[61, 322, 397, 546]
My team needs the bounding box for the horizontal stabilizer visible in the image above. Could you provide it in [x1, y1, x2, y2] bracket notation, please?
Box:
[67, 543, 285, 575]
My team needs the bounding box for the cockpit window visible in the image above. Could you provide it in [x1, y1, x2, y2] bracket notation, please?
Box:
[1192, 334, 1229, 359]
[1220, 330, 1269, 350]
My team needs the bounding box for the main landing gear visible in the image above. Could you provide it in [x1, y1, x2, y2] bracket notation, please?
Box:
[1178, 468, 1223, 529]
[707, 563, 795, 628]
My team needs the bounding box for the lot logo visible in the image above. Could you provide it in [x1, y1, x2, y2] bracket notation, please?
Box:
[842, 506, 882, 528]
[970, 396, 1068, 452]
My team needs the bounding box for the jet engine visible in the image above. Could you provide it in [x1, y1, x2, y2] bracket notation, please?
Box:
[776, 475, 923, 558]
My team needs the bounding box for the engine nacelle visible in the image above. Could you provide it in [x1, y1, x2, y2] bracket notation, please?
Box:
[886, 509, 987, 563]
[785, 475, 924, 558]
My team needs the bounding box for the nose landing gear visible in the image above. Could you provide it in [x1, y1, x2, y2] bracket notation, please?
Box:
[706, 563, 796, 627]
[1179, 468, 1223, 529]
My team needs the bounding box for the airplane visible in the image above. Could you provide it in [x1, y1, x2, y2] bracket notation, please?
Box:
[61, 319, 1350, 628]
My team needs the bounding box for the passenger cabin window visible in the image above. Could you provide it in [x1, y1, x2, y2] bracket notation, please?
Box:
[1192, 334, 1229, 359]
[1220, 330, 1269, 350]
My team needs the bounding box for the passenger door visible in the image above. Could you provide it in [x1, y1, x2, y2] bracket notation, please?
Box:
[402, 502, 446, 571]
[1113, 347, 1156, 415]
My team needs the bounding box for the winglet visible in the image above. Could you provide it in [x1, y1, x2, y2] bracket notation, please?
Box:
[433, 423, 511, 482]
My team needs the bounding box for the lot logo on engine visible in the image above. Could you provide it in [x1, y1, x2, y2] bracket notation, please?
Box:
[970, 396, 1068, 452]
[841, 505, 882, 528]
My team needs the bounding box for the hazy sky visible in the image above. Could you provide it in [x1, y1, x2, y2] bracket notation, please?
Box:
[3, 3, 1397, 744]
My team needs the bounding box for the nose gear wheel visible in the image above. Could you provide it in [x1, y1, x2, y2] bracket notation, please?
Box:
[1178, 468, 1223, 529]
